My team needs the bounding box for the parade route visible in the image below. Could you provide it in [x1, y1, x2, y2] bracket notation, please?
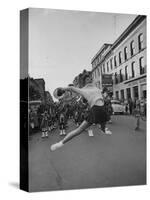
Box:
[29, 115, 146, 192]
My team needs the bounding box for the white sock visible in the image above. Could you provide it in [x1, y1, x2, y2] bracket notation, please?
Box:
[45, 132, 48, 137]
[51, 141, 64, 151]
[60, 130, 62, 135]
[105, 128, 112, 135]
[41, 132, 45, 137]
[88, 129, 94, 136]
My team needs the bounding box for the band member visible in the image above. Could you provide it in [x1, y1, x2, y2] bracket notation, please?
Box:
[51, 76, 112, 151]
[74, 110, 80, 126]
[41, 110, 49, 138]
[134, 99, 141, 131]
[104, 94, 113, 123]
[59, 112, 66, 135]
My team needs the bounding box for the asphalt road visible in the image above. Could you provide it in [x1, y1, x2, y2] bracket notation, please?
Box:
[29, 115, 146, 192]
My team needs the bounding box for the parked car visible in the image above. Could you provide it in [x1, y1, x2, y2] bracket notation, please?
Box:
[111, 100, 125, 114]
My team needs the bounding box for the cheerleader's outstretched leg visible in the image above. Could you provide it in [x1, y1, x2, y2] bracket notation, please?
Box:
[50, 120, 90, 151]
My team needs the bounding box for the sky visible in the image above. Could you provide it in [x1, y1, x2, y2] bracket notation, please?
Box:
[29, 8, 137, 97]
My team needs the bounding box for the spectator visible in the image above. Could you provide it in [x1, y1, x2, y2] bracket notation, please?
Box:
[128, 98, 133, 115]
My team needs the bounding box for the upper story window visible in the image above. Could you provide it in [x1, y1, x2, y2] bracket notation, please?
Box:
[138, 33, 144, 51]
[110, 58, 113, 70]
[131, 62, 135, 78]
[116, 91, 119, 100]
[120, 69, 123, 82]
[114, 56, 117, 68]
[125, 66, 128, 80]
[119, 51, 122, 65]
[115, 72, 118, 84]
[130, 40, 135, 56]
[139, 57, 145, 75]
[103, 64, 105, 74]
[124, 47, 128, 61]
[107, 62, 109, 72]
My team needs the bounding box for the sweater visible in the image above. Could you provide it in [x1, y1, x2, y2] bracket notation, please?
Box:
[69, 84, 104, 108]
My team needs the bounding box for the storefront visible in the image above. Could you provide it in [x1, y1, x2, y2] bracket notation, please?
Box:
[125, 76, 146, 100]
[113, 75, 146, 101]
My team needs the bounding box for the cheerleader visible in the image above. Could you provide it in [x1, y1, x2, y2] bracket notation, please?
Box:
[51, 76, 112, 151]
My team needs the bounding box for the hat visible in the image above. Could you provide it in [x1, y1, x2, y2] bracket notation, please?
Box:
[53, 87, 65, 100]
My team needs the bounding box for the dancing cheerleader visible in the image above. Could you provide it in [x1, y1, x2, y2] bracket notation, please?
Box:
[51, 76, 112, 151]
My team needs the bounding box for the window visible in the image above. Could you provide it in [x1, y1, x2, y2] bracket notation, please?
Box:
[119, 51, 122, 65]
[130, 41, 135, 56]
[114, 56, 117, 68]
[120, 90, 124, 100]
[110, 58, 113, 70]
[124, 47, 128, 61]
[116, 91, 119, 100]
[103, 64, 105, 74]
[139, 57, 145, 75]
[120, 69, 123, 82]
[107, 62, 109, 72]
[138, 33, 144, 51]
[125, 66, 128, 80]
[115, 72, 118, 84]
[131, 62, 135, 78]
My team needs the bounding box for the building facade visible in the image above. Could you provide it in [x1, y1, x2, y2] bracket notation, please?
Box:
[29, 78, 46, 102]
[29, 78, 54, 103]
[91, 15, 146, 101]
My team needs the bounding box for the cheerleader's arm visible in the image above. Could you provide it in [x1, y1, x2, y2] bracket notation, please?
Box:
[64, 86, 85, 97]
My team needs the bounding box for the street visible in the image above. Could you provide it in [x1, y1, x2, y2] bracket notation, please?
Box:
[29, 115, 146, 192]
